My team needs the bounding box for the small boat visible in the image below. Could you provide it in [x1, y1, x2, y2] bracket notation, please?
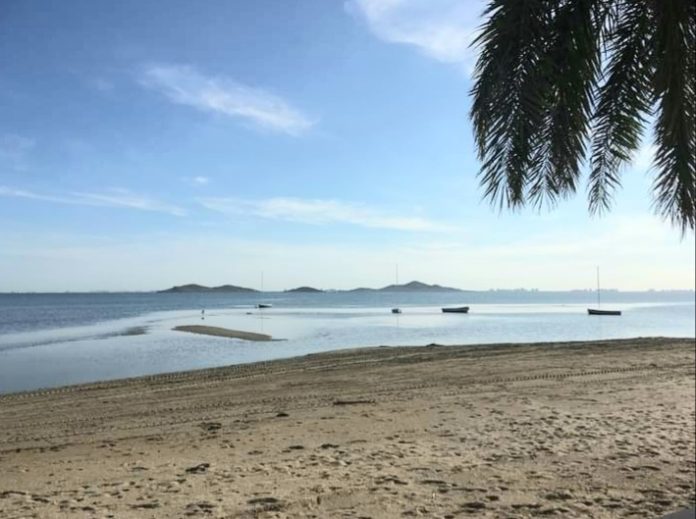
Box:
[391, 265, 403, 315]
[587, 266, 621, 316]
[588, 308, 621, 316]
[256, 303, 272, 309]
[442, 306, 470, 314]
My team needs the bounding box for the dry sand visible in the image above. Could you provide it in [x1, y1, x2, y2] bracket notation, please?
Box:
[0, 337, 694, 518]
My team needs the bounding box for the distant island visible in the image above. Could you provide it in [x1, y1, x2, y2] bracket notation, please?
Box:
[158, 284, 258, 293]
[349, 281, 462, 293]
[158, 280, 460, 293]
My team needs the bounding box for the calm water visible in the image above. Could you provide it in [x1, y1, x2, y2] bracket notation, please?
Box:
[0, 290, 693, 393]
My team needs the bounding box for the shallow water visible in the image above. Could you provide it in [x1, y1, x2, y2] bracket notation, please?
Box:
[0, 291, 693, 393]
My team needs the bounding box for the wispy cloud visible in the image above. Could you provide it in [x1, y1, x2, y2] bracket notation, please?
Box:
[198, 196, 451, 232]
[0, 186, 186, 216]
[183, 175, 210, 187]
[2, 212, 693, 292]
[346, 0, 483, 69]
[139, 64, 315, 136]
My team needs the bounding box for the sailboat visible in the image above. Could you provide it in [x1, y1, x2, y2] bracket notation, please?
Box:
[391, 264, 402, 314]
[256, 272, 273, 310]
[587, 266, 621, 316]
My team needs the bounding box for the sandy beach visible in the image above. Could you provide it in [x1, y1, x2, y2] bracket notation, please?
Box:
[0, 337, 694, 518]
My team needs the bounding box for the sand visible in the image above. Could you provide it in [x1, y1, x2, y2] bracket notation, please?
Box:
[173, 325, 273, 341]
[0, 337, 694, 518]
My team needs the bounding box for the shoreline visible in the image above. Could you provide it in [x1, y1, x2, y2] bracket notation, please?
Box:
[0, 337, 694, 518]
[1, 335, 693, 398]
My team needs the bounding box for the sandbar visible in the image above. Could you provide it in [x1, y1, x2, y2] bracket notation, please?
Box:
[173, 324, 272, 341]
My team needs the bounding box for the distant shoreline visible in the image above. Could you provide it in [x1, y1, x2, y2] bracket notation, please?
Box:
[1, 288, 694, 295]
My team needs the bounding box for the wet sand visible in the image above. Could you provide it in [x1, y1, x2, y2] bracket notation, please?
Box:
[0, 337, 694, 518]
[173, 325, 273, 341]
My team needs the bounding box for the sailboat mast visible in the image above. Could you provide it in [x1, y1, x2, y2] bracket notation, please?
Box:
[596, 266, 601, 308]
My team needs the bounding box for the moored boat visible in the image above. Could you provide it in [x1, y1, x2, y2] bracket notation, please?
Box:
[587, 308, 621, 316]
[441, 306, 470, 313]
[256, 303, 272, 309]
[587, 267, 622, 317]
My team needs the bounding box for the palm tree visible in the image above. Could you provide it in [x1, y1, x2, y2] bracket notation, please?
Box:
[471, 0, 694, 232]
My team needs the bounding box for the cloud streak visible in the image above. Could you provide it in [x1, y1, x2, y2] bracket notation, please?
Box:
[347, 0, 483, 68]
[199, 196, 451, 232]
[0, 186, 186, 216]
[140, 65, 315, 136]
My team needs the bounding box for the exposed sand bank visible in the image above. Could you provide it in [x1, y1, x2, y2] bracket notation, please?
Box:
[173, 325, 273, 341]
[0, 337, 694, 518]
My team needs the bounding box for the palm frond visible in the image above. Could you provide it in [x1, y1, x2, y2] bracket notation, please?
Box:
[650, 0, 695, 232]
[588, 0, 653, 215]
[471, 0, 554, 209]
[472, 0, 694, 231]
[529, 0, 603, 208]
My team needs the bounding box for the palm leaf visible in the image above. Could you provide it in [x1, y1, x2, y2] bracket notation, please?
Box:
[589, 0, 653, 215]
[650, 0, 695, 232]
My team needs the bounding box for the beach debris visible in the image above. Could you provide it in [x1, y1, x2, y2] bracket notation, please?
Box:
[184, 463, 210, 474]
[130, 501, 160, 509]
[320, 443, 339, 449]
[332, 399, 376, 406]
[275, 411, 289, 418]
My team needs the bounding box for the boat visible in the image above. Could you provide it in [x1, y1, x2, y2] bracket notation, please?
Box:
[442, 306, 470, 313]
[588, 308, 621, 316]
[391, 263, 402, 314]
[587, 266, 621, 316]
[255, 272, 273, 310]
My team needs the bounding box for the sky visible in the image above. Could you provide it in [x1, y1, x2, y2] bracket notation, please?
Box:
[0, 0, 694, 292]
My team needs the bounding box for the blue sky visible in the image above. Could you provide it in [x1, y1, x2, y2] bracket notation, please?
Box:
[0, 0, 693, 292]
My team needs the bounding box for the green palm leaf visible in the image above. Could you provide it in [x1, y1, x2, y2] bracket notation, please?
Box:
[471, 0, 695, 232]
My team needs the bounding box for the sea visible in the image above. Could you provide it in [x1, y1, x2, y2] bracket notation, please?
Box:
[0, 290, 694, 394]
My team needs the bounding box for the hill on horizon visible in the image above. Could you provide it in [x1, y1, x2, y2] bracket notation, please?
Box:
[348, 281, 462, 293]
[158, 284, 259, 293]
[158, 280, 462, 294]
